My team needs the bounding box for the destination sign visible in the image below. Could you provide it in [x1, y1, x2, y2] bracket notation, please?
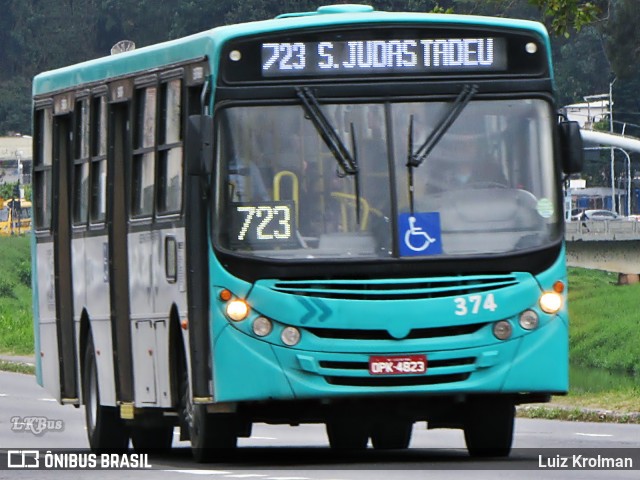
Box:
[261, 37, 507, 77]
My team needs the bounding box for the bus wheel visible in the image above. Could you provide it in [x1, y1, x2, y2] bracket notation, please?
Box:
[84, 334, 129, 451]
[371, 420, 413, 450]
[463, 398, 514, 457]
[326, 420, 369, 450]
[180, 369, 237, 462]
[131, 426, 174, 453]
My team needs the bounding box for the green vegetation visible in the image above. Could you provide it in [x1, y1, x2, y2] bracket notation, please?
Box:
[0, 236, 33, 355]
[567, 267, 640, 375]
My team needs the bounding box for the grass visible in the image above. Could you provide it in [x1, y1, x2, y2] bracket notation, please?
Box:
[0, 236, 637, 418]
[0, 235, 33, 355]
[567, 267, 640, 375]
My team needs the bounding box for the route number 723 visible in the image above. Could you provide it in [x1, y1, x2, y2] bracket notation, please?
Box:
[454, 293, 498, 316]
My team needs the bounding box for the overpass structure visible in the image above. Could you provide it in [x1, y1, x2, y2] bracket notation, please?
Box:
[564, 129, 640, 274]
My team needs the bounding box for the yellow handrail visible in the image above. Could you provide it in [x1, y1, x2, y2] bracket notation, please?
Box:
[330, 192, 370, 231]
[273, 170, 299, 223]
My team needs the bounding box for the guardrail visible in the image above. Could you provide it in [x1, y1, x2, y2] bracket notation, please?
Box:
[565, 220, 640, 241]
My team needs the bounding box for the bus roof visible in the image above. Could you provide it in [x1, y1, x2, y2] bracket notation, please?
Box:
[32, 6, 550, 96]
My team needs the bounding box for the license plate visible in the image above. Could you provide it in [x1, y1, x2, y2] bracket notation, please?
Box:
[368, 355, 427, 375]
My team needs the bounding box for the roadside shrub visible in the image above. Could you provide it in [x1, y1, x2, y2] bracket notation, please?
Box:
[0, 279, 16, 299]
[17, 260, 31, 287]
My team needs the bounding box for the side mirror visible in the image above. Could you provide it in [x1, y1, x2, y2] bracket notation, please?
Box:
[559, 121, 583, 174]
[186, 114, 213, 176]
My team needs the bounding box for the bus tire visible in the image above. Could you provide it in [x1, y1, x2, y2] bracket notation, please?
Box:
[371, 420, 413, 450]
[326, 420, 369, 450]
[131, 426, 174, 453]
[463, 398, 514, 457]
[84, 334, 130, 451]
[180, 368, 237, 462]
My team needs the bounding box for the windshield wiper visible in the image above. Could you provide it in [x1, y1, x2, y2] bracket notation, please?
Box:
[406, 84, 478, 213]
[296, 87, 362, 224]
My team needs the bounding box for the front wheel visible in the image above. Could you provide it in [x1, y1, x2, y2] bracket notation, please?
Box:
[180, 366, 238, 462]
[326, 419, 369, 450]
[371, 420, 413, 450]
[463, 398, 514, 457]
[84, 334, 129, 451]
[131, 426, 174, 453]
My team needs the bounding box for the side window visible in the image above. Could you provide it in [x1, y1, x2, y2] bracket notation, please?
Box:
[73, 98, 90, 225]
[90, 95, 107, 224]
[34, 107, 53, 230]
[132, 86, 157, 218]
[157, 78, 183, 215]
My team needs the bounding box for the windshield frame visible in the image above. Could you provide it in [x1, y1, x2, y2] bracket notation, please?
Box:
[211, 92, 564, 280]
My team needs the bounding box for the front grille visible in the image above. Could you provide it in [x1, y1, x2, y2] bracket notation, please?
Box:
[326, 373, 470, 387]
[270, 275, 518, 300]
[307, 323, 487, 341]
[319, 357, 476, 370]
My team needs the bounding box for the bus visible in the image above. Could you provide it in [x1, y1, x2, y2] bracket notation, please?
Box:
[32, 4, 583, 460]
[0, 198, 32, 235]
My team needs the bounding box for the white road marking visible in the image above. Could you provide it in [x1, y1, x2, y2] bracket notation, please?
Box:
[575, 432, 613, 437]
[38, 398, 57, 402]
[163, 470, 232, 475]
[0, 393, 8, 397]
[224, 475, 268, 478]
[265, 477, 310, 480]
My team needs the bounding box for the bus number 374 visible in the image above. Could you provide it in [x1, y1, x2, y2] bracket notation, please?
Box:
[454, 294, 498, 316]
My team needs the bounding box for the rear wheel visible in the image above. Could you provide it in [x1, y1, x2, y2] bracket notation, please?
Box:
[326, 419, 369, 450]
[84, 334, 129, 451]
[371, 420, 413, 450]
[463, 398, 515, 457]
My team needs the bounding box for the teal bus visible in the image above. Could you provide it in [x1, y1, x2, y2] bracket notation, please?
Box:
[32, 4, 583, 460]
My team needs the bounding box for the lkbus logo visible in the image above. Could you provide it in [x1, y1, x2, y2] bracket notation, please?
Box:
[7, 450, 39, 468]
[10, 416, 64, 436]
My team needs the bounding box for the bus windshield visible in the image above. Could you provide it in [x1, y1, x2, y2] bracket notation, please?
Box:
[215, 98, 559, 260]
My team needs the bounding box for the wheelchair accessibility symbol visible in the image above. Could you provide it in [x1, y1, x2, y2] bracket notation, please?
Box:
[398, 212, 442, 256]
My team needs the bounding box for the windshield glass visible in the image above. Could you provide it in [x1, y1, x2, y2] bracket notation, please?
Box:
[0, 209, 8, 222]
[214, 99, 559, 260]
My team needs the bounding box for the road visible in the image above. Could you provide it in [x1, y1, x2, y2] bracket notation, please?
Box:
[1, 370, 638, 479]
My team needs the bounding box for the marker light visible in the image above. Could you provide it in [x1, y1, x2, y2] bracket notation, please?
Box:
[493, 321, 512, 340]
[281, 326, 301, 346]
[519, 310, 539, 330]
[226, 300, 249, 321]
[253, 317, 273, 337]
[539, 292, 562, 314]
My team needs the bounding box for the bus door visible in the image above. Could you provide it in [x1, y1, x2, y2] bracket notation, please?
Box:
[51, 98, 78, 403]
[107, 86, 135, 409]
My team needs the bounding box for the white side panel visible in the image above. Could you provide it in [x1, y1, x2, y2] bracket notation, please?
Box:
[39, 322, 60, 401]
[83, 234, 116, 406]
[132, 320, 157, 405]
[154, 227, 188, 316]
[153, 227, 187, 408]
[153, 321, 171, 407]
[89, 319, 116, 406]
[35, 243, 59, 400]
[128, 230, 155, 319]
[84, 236, 110, 319]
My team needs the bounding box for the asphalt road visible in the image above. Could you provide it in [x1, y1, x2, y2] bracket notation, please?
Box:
[1, 370, 638, 480]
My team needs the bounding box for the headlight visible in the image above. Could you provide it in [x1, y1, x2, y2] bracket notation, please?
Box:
[493, 320, 512, 340]
[252, 317, 273, 337]
[226, 300, 249, 321]
[519, 310, 539, 330]
[281, 326, 301, 346]
[539, 292, 562, 314]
